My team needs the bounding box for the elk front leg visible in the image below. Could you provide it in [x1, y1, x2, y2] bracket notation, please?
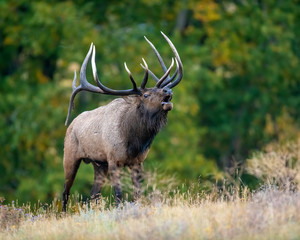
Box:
[62, 158, 81, 212]
[130, 163, 143, 201]
[91, 161, 108, 200]
[109, 164, 122, 206]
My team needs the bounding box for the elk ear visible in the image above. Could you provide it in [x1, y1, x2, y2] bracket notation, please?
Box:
[122, 95, 139, 104]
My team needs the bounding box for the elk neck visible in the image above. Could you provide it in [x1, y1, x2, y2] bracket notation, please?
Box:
[120, 103, 168, 159]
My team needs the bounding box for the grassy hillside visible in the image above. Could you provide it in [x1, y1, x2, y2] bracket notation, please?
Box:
[1, 139, 300, 239]
[1, 186, 300, 240]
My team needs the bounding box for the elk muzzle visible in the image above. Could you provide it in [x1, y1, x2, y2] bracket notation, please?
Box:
[162, 88, 173, 111]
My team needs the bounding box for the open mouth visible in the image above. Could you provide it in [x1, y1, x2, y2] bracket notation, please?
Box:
[162, 95, 172, 103]
[161, 95, 173, 111]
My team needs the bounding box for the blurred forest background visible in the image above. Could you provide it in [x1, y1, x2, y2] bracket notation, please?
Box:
[1, 0, 300, 204]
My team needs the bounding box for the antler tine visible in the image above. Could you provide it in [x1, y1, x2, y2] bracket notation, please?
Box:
[140, 58, 148, 89]
[160, 31, 183, 89]
[65, 71, 78, 126]
[79, 43, 103, 92]
[124, 62, 138, 91]
[72, 70, 77, 90]
[161, 58, 179, 88]
[156, 58, 174, 88]
[65, 43, 103, 126]
[144, 36, 169, 82]
[140, 64, 159, 82]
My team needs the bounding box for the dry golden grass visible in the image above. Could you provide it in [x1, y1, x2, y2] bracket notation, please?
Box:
[247, 138, 300, 191]
[2, 139, 300, 239]
[1, 185, 300, 240]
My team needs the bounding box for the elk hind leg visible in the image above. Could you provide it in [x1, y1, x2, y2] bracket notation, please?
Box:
[91, 161, 108, 201]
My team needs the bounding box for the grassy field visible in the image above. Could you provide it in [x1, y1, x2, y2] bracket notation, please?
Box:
[1, 140, 299, 239]
[1, 185, 300, 240]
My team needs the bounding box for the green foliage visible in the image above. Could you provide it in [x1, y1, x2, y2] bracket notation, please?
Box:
[195, 1, 300, 168]
[1, 0, 300, 203]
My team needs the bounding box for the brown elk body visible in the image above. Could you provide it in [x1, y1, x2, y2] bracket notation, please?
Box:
[62, 32, 183, 211]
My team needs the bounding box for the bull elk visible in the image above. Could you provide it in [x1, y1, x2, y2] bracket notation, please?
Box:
[62, 32, 183, 211]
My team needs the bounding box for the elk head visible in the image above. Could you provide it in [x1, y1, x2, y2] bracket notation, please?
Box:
[65, 32, 183, 125]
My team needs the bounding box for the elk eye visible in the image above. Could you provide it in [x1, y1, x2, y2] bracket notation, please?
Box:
[144, 94, 149, 98]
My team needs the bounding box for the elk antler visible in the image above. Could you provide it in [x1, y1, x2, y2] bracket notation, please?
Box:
[65, 43, 143, 125]
[65, 32, 183, 125]
[143, 31, 183, 89]
[91, 45, 142, 95]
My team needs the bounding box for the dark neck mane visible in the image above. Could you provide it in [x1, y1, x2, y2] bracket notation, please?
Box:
[120, 104, 168, 158]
